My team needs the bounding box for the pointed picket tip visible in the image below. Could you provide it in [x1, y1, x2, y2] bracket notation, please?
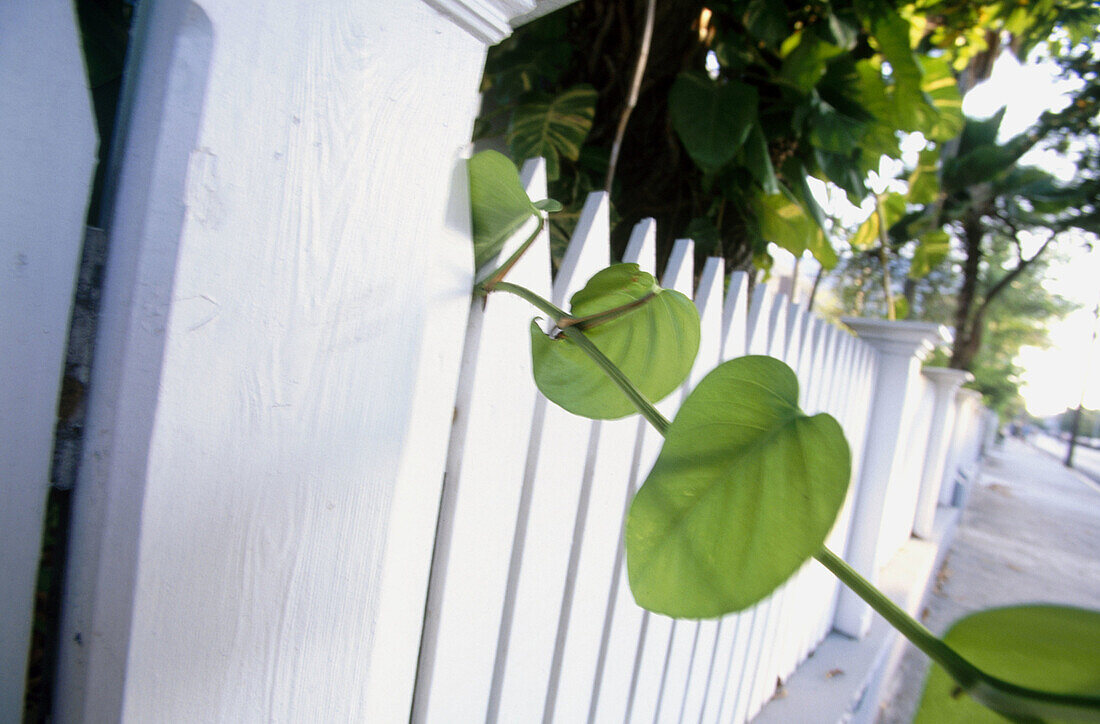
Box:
[554, 191, 611, 306]
[662, 238, 695, 293]
[721, 271, 750, 360]
[623, 217, 657, 271]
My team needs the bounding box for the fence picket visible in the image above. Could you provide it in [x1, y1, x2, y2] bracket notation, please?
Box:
[548, 219, 655, 723]
[492, 191, 612, 722]
[702, 270, 751, 724]
[628, 239, 695, 723]
[412, 161, 553, 724]
[588, 220, 660, 724]
[677, 258, 727, 723]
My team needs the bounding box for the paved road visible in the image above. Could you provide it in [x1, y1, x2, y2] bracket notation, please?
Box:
[1030, 432, 1100, 482]
[875, 437, 1100, 723]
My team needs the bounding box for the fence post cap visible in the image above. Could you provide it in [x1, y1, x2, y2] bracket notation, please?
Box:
[921, 366, 974, 390]
[840, 317, 950, 360]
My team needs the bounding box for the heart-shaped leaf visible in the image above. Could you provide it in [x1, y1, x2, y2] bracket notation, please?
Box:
[468, 150, 538, 271]
[626, 355, 851, 618]
[669, 72, 759, 173]
[915, 605, 1100, 722]
[530, 264, 700, 420]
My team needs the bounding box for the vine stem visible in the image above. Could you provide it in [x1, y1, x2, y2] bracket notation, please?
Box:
[478, 215, 545, 292]
[559, 326, 670, 436]
[812, 547, 980, 685]
[486, 282, 670, 436]
[482, 279, 1100, 721]
[815, 547, 1100, 721]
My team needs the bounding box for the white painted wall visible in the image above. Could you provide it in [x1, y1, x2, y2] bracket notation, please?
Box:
[55, 0, 540, 719]
[0, 2, 96, 715]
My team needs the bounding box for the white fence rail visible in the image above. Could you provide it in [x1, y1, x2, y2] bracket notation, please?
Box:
[408, 162, 988, 722]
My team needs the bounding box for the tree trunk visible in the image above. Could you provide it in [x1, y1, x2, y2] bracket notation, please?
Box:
[950, 210, 985, 370]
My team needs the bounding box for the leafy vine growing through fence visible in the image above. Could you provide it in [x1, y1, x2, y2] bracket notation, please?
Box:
[468, 150, 1100, 722]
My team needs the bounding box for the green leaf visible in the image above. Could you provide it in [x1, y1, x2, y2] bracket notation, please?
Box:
[869, 9, 925, 118]
[685, 217, 721, 257]
[850, 193, 906, 250]
[533, 198, 563, 212]
[919, 56, 964, 142]
[915, 605, 1100, 723]
[531, 264, 700, 420]
[906, 148, 940, 205]
[909, 230, 951, 278]
[742, 0, 789, 47]
[670, 73, 759, 173]
[753, 190, 836, 268]
[509, 85, 597, 181]
[780, 32, 844, 92]
[468, 150, 538, 271]
[810, 98, 866, 155]
[626, 355, 851, 618]
[943, 132, 1032, 192]
[744, 125, 779, 195]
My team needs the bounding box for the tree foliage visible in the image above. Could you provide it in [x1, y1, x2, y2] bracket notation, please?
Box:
[477, 0, 964, 272]
[477, 0, 1100, 412]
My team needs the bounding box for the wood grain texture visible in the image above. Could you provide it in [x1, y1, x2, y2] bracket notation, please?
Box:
[492, 192, 610, 722]
[546, 218, 652, 723]
[0, 1, 97, 715]
[413, 160, 551, 723]
[587, 220, 658, 724]
[57, 1, 491, 720]
[627, 239, 694, 723]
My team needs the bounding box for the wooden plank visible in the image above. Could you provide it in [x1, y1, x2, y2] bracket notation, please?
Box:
[702, 270, 750, 724]
[678, 258, 726, 724]
[414, 161, 552, 723]
[550, 220, 653, 724]
[725, 282, 788, 724]
[0, 2, 97, 714]
[587, 219, 658, 724]
[721, 271, 750, 359]
[627, 239, 694, 724]
[57, 4, 497, 720]
[493, 192, 610, 722]
[764, 302, 810, 684]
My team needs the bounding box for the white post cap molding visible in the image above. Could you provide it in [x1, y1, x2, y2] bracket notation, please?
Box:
[423, 0, 576, 44]
[833, 318, 949, 638]
[840, 317, 951, 359]
[922, 366, 974, 388]
[911, 367, 974, 539]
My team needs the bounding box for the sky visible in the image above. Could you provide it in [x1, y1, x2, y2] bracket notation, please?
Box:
[965, 53, 1100, 417]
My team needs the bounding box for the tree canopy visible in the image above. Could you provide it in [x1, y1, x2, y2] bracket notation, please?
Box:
[476, 0, 1100, 409]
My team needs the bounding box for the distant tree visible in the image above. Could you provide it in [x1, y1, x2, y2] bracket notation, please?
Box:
[834, 219, 1079, 417]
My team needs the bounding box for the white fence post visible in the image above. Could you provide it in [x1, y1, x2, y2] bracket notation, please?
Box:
[54, 1, 536, 719]
[833, 318, 947, 638]
[0, 2, 97, 715]
[912, 368, 973, 538]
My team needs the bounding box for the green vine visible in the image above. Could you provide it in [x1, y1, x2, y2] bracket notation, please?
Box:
[469, 150, 1100, 723]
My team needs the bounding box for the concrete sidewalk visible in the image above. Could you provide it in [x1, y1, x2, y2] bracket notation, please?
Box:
[874, 437, 1100, 723]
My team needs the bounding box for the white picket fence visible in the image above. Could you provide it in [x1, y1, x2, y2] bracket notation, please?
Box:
[406, 160, 984, 723]
[4, 7, 992, 716]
